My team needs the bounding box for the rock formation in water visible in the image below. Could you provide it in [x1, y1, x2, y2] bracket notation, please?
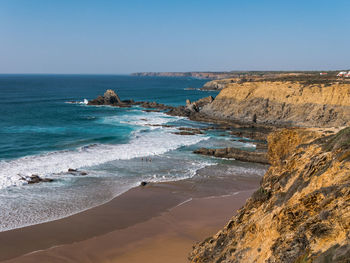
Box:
[194, 147, 269, 164]
[190, 127, 350, 262]
[88, 89, 123, 106]
[20, 175, 54, 184]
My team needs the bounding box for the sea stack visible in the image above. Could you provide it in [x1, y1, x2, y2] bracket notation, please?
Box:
[88, 89, 122, 106]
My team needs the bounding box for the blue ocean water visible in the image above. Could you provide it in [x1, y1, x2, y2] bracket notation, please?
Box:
[0, 75, 258, 231]
[0, 75, 216, 160]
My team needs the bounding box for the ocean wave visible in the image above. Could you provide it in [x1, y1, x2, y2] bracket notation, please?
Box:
[0, 128, 208, 189]
[103, 111, 182, 127]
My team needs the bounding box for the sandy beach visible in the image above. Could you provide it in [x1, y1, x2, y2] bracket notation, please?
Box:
[0, 163, 264, 263]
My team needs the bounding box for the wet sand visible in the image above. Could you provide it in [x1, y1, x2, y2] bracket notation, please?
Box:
[0, 163, 265, 263]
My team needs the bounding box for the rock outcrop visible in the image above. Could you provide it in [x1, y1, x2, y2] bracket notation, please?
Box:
[201, 80, 232, 90]
[201, 81, 350, 127]
[88, 89, 123, 106]
[194, 147, 269, 164]
[190, 127, 350, 262]
[185, 96, 214, 112]
[20, 175, 54, 184]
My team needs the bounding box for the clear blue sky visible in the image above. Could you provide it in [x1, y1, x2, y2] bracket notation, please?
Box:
[0, 0, 349, 74]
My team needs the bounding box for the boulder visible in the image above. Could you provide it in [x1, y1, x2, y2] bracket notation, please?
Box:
[140, 181, 148, 186]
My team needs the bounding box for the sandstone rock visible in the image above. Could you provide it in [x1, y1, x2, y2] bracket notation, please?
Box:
[193, 147, 269, 164]
[201, 80, 229, 90]
[88, 89, 122, 106]
[184, 96, 213, 113]
[103, 89, 122, 104]
[190, 127, 350, 262]
[201, 81, 350, 127]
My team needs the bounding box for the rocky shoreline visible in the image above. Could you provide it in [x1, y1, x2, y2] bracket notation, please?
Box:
[193, 147, 269, 164]
[88, 77, 350, 263]
[87, 89, 273, 165]
[190, 127, 350, 262]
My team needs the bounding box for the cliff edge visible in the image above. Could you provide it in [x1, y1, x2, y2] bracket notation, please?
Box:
[190, 127, 350, 263]
[201, 81, 350, 127]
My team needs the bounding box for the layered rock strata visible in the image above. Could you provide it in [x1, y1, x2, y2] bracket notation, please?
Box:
[194, 147, 269, 164]
[190, 127, 350, 263]
[201, 81, 350, 127]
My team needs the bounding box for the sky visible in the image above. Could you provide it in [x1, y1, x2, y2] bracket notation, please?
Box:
[0, 0, 349, 74]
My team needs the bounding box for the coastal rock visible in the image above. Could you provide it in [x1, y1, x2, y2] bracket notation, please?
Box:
[173, 131, 196, 136]
[200, 81, 350, 127]
[103, 89, 122, 104]
[21, 175, 54, 184]
[201, 80, 230, 90]
[195, 96, 214, 108]
[185, 96, 214, 113]
[230, 129, 271, 141]
[194, 147, 269, 164]
[190, 127, 350, 262]
[140, 181, 148, 187]
[88, 89, 122, 106]
[178, 127, 203, 134]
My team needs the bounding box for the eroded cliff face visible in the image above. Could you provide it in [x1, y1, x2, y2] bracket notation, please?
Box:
[190, 127, 350, 263]
[201, 81, 350, 127]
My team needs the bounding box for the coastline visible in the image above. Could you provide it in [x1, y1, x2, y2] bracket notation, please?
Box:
[0, 162, 264, 262]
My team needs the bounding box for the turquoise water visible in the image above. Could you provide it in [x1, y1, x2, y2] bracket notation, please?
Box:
[0, 75, 215, 160]
[0, 75, 258, 231]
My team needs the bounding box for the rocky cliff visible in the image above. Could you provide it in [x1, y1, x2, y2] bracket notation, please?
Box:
[201, 81, 350, 127]
[190, 127, 350, 262]
[131, 72, 238, 79]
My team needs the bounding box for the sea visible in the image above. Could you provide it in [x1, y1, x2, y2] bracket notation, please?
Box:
[0, 75, 258, 232]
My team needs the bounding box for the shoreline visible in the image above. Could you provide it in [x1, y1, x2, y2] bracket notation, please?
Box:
[0, 162, 264, 262]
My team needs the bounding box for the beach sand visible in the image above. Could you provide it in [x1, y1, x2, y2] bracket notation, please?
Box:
[0, 163, 264, 263]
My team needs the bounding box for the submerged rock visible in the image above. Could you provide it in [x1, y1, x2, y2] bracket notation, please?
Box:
[21, 175, 54, 184]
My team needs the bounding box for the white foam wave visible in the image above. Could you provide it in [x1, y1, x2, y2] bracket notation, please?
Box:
[104, 111, 181, 127]
[0, 130, 208, 189]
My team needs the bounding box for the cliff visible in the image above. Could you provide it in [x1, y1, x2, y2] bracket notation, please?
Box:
[131, 72, 237, 79]
[201, 79, 240, 90]
[190, 127, 350, 263]
[201, 81, 350, 127]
